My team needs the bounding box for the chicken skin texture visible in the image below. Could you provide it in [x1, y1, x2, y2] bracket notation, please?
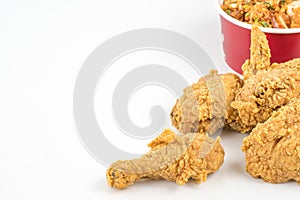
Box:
[106, 129, 224, 189]
[232, 66, 300, 131]
[233, 25, 300, 132]
[242, 98, 300, 184]
[242, 25, 300, 78]
[170, 70, 250, 134]
[242, 25, 271, 80]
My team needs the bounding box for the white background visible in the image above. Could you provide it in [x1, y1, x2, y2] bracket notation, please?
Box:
[1, 0, 299, 199]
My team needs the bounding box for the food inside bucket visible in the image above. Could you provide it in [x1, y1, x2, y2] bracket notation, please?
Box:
[221, 0, 300, 28]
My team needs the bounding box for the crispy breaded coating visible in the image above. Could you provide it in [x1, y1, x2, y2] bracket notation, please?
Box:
[242, 25, 271, 80]
[106, 129, 224, 189]
[232, 61, 300, 131]
[271, 58, 300, 70]
[233, 25, 300, 132]
[170, 70, 249, 134]
[242, 98, 300, 184]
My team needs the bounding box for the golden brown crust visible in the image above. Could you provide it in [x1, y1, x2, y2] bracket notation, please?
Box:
[242, 98, 300, 184]
[106, 129, 224, 189]
[170, 70, 248, 134]
[147, 129, 176, 150]
[242, 25, 271, 80]
[233, 62, 300, 131]
[270, 58, 300, 70]
[235, 26, 300, 132]
[237, 26, 300, 184]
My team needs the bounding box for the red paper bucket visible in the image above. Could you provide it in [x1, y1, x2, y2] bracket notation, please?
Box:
[215, 0, 300, 74]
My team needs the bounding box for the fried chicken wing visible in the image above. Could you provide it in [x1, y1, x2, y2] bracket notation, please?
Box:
[242, 25, 271, 80]
[232, 24, 300, 132]
[170, 70, 250, 134]
[242, 98, 300, 184]
[106, 129, 224, 189]
[242, 25, 300, 77]
[232, 66, 300, 131]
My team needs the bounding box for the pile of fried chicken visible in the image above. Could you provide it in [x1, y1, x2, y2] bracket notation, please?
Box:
[106, 26, 300, 189]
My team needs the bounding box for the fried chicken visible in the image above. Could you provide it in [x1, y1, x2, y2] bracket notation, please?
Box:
[106, 129, 224, 189]
[242, 97, 300, 184]
[232, 25, 300, 132]
[242, 25, 271, 80]
[242, 25, 300, 76]
[170, 70, 249, 134]
[271, 58, 300, 70]
[232, 66, 300, 131]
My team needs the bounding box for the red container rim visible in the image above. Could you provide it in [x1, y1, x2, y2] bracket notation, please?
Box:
[215, 0, 300, 34]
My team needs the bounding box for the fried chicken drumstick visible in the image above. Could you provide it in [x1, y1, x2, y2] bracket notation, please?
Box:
[242, 98, 300, 184]
[106, 129, 224, 189]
